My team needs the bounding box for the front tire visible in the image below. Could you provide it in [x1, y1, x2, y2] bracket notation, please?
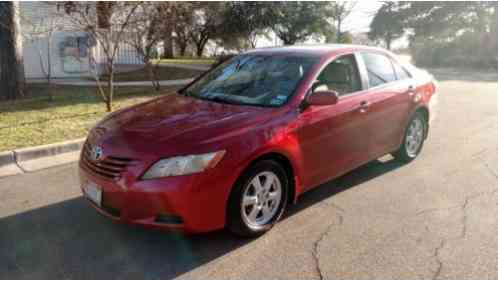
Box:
[227, 160, 288, 237]
[393, 111, 427, 163]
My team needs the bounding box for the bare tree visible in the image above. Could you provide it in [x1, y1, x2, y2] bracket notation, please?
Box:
[173, 3, 195, 57]
[189, 2, 225, 57]
[126, 2, 165, 91]
[156, 2, 175, 59]
[62, 2, 139, 112]
[330, 1, 357, 43]
[0, 1, 25, 100]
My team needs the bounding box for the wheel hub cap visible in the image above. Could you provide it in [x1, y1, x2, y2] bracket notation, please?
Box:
[406, 118, 424, 157]
[241, 171, 282, 227]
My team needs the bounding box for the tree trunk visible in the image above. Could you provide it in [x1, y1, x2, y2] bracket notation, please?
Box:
[162, 26, 174, 59]
[492, 3, 498, 49]
[196, 46, 203, 57]
[336, 18, 342, 43]
[146, 61, 160, 91]
[106, 64, 114, 112]
[0, 1, 25, 100]
[386, 33, 392, 50]
[196, 41, 206, 57]
[179, 43, 187, 57]
[47, 35, 53, 101]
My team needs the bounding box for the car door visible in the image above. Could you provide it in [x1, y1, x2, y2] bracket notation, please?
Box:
[295, 54, 373, 190]
[357, 52, 415, 159]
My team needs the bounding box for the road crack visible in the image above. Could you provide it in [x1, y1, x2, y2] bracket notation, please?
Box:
[480, 158, 498, 180]
[427, 190, 494, 279]
[311, 204, 344, 280]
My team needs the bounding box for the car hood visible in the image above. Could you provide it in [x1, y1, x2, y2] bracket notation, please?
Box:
[90, 93, 275, 158]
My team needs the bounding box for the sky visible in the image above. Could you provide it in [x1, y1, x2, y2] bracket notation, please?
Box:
[343, 0, 383, 33]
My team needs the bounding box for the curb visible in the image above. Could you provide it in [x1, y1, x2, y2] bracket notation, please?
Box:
[0, 151, 22, 178]
[0, 151, 15, 167]
[14, 138, 85, 163]
[0, 138, 85, 178]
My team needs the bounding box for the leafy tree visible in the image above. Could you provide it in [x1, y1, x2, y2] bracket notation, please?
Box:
[368, 2, 406, 50]
[400, 2, 498, 68]
[0, 1, 25, 100]
[340, 31, 353, 44]
[269, 2, 334, 45]
[222, 2, 273, 48]
[330, 1, 357, 43]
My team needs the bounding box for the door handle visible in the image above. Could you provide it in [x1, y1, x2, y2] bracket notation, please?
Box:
[358, 101, 370, 113]
[407, 85, 415, 96]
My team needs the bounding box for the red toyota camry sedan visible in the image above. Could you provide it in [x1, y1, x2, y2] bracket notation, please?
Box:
[80, 45, 437, 236]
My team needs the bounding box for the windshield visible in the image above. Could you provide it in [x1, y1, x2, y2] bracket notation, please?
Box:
[182, 54, 318, 107]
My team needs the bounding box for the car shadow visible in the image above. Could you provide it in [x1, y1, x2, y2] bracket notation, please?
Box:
[0, 157, 404, 279]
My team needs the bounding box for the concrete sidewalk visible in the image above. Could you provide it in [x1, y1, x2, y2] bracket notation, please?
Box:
[27, 63, 208, 87]
[158, 63, 211, 71]
[27, 78, 194, 87]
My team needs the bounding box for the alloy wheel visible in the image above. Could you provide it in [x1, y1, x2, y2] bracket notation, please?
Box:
[241, 171, 282, 227]
[405, 118, 424, 157]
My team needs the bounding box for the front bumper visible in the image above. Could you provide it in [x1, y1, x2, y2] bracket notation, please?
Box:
[79, 162, 232, 233]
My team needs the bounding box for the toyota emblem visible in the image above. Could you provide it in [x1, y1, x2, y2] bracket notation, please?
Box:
[91, 146, 103, 161]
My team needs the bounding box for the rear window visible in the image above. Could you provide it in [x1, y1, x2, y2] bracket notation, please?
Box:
[361, 52, 397, 87]
[392, 59, 412, 80]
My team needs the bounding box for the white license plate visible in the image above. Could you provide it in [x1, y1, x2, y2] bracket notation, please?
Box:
[84, 181, 102, 206]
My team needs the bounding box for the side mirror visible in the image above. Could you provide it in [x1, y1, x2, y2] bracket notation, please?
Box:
[307, 90, 339, 106]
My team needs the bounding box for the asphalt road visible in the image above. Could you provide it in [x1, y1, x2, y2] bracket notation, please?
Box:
[1, 68, 498, 279]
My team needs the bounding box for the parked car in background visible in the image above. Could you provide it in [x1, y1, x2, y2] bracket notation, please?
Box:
[80, 44, 438, 236]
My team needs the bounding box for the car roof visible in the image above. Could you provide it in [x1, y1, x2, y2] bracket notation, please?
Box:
[244, 44, 389, 58]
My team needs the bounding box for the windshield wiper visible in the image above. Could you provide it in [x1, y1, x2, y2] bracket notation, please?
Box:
[199, 95, 260, 107]
[199, 96, 240, 105]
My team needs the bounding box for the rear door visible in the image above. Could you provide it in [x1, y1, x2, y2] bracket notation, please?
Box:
[357, 52, 415, 158]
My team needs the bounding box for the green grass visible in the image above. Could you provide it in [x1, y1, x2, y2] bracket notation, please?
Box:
[109, 66, 203, 82]
[156, 58, 216, 66]
[0, 84, 180, 151]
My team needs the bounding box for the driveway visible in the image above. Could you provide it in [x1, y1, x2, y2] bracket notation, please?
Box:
[1, 68, 497, 279]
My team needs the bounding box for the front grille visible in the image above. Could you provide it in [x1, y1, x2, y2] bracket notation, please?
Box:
[81, 142, 134, 180]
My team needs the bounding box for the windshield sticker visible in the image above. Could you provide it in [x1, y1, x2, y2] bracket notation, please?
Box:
[270, 99, 285, 106]
[276, 95, 287, 101]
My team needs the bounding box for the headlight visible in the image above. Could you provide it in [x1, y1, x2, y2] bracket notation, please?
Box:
[142, 150, 226, 179]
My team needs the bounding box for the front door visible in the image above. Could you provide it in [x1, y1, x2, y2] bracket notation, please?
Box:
[295, 54, 373, 190]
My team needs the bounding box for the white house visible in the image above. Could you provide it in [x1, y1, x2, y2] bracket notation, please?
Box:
[19, 2, 143, 79]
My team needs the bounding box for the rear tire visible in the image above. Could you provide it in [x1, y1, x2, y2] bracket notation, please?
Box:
[227, 160, 288, 237]
[393, 111, 427, 163]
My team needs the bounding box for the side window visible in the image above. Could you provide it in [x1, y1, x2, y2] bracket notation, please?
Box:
[392, 59, 412, 80]
[361, 52, 396, 88]
[316, 54, 362, 96]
